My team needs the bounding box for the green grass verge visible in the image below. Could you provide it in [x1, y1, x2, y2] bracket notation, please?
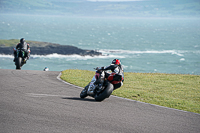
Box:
[0, 39, 56, 47]
[0, 39, 20, 47]
[60, 69, 200, 114]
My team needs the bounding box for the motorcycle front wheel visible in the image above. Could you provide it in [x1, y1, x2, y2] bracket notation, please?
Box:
[80, 85, 89, 99]
[16, 57, 22, 70]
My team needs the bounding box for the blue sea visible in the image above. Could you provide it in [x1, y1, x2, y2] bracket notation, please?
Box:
[0, 14, 200, 74]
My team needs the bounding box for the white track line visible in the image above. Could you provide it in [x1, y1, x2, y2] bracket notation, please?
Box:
[57, 72, 84, 89]
[57, 72, 200, 115]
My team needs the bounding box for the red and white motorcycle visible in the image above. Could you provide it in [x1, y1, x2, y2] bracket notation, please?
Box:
[80, 67, 123, 101]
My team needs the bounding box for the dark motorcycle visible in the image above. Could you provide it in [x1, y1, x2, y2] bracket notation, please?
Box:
[80, 68, 123, 101]
[14, 48, 27, 70]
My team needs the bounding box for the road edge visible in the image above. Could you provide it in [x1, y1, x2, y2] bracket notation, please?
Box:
[57, 72, 200, 115]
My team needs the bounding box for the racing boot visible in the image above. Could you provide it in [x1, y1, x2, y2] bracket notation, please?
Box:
[23, 57, 27, 64]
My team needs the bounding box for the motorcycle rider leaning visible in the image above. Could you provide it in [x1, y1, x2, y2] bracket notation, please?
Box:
[89, 59, 124, 94]
[13, 38, 30, 62]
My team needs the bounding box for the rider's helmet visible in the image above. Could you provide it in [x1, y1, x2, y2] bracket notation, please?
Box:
[112, 59, 120, 65]
[20, 38, 25, 43]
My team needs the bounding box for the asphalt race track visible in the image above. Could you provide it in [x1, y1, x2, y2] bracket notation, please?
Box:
[0, 69, 199, 133]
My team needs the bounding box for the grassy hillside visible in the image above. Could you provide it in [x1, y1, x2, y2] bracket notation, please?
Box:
[61, 69, 200, 114]
[0, 39, 20, 47]
[0, 39, 59, 47]
[0, 39, 101, 56]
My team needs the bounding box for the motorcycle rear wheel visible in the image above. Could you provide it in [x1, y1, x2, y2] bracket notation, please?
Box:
[94, 82, 113, 102]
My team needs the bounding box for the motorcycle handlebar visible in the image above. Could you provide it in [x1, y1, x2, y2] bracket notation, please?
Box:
[94, 67, 104, 72]
[94, 67, 101, 70]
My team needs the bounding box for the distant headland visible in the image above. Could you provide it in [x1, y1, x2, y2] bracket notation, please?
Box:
[0, 39, 102, 56]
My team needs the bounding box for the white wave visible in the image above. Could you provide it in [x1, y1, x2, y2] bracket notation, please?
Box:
[99, 49, 194, 56]
[180, 58, 185, 61]
[31, 53, 125, 59]
[31, 53, 101, 59]
[0, 53, 125, 60]
[0, 54, 13, 58]
[1, 50, 199, 59]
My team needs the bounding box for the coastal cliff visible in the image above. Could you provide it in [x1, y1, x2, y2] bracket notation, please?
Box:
[0, 39, 102, 56]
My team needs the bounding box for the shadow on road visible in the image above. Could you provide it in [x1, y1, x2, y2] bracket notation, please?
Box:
[62, 97, 97, 102]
